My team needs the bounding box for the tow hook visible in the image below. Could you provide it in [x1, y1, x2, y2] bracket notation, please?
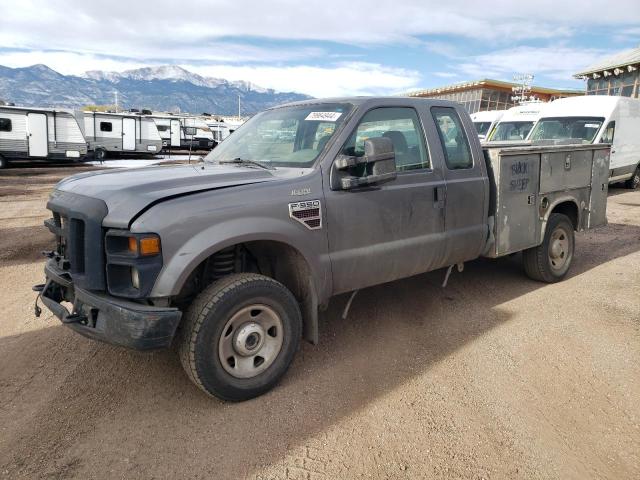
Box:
[62, 312, 87, 324]
[33, 283, 45, 317]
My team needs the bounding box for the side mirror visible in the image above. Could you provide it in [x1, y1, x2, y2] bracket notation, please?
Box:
[332, 137, 397, 190]
[184, 126, 198, 136]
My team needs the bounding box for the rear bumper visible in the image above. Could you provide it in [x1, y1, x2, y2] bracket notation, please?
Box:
[41, 260, 181, 350]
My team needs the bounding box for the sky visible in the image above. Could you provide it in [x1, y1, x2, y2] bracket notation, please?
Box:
[0, 0, 639, 97]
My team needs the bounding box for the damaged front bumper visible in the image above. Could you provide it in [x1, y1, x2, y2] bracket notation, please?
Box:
[38, 259, 182, 350]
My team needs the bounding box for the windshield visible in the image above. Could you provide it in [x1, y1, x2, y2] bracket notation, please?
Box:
[489, 121, 535, 141]
[474, 121, 493, 136]
[205, 103, 352, 168]
[529, 116, 605, 144]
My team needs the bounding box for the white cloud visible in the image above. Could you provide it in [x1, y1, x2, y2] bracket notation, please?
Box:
[187, 62, 420, 97]
[456, 46, 609, 86]
[0, 0, 638, 60]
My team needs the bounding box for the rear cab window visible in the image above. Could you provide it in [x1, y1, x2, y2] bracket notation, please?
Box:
[431, 107, 473, 170]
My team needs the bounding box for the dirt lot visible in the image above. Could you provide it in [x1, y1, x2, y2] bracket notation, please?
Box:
[0, 164, 638, 480]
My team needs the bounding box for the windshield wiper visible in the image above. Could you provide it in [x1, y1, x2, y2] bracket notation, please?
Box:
[219, 157, 274, 170]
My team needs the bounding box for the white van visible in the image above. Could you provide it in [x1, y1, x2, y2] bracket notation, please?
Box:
[528, 96, 640, 188]
[486, 103, 546, 142]
[470, 110, 506, 140]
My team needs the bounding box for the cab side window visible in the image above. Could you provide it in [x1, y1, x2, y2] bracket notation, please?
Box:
[100, 122, 112, 132]
[600, 121, 615, 144]
[341, 107, 430, 171]
[431, 107, 473, 170]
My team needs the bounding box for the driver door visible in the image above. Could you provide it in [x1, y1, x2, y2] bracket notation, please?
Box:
[323, 106, 446, 295]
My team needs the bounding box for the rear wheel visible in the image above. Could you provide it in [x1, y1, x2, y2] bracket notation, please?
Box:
[178, 273, 302, 401]
[523, 213, 575, 283]
[624, 165, 640, 189]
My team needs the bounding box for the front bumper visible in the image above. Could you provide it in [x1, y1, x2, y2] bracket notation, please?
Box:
[40, 260, 181, 350]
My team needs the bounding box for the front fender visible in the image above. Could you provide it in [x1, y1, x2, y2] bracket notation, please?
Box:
[147, 216, 331, 301]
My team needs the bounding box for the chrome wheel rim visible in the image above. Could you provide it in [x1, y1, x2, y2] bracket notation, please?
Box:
[218, 304, 283, 379]
[548, 226, 570, 271]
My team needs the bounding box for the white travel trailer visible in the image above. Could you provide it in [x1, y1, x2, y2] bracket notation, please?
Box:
[486, 103, 546, 142]
[206, 121, 230, 145]
[151, 116, 214, 150]
[470, 110, 506, 140]
[181, 117, 214, 150]
[0, 106, 87, 168]
[528, 96, 640, 188]
[151, 116, 182, 149]
[83, 112, 163, 160]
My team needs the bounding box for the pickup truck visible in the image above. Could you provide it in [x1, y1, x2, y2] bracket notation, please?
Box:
[36, 97, 611, 401]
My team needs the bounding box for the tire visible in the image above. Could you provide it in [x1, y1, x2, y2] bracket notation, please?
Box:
[94, 148, 106, 161]
[178, 273, 302, 401]
[523, 213, 575, 283]
[0, 155, 6, 169]
[624, 165, 640, 189]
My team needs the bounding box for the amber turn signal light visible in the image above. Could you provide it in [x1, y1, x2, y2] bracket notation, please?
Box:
[139, 237, 161, 256]
[127, 236, 160, 256]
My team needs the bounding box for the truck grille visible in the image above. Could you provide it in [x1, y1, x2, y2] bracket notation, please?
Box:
[45, 190, 108, 291]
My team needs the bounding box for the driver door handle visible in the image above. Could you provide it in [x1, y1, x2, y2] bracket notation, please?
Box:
[433, 186, 446, 208]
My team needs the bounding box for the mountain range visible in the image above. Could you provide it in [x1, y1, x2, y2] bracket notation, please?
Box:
[0, 64, 311, 114]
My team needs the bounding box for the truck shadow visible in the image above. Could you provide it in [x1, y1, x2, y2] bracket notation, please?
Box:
[1, 223, 639, 478]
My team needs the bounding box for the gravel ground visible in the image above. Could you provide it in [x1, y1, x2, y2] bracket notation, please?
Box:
[0, 163, 638, 480]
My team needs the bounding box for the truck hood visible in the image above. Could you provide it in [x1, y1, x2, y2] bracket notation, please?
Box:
[55, 163, 280, 228]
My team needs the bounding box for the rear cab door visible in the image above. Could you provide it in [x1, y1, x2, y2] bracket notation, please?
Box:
[428, 104, 490, 264]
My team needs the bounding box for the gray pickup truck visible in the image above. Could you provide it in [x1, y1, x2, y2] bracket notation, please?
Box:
[36, 97, 610, 401]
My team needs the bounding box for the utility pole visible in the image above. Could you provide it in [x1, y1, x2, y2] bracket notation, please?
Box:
[238, 94, 241, 118]
[114, 90, 119, 112]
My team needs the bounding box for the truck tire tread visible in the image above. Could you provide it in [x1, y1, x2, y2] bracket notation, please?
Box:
[523, 213, 574, 283]
[177, 273, 300, 401]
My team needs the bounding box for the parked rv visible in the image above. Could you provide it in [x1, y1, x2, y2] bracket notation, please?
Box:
[181, 117, 215, 150]
[0, 106, 87, 168]
[528, 96, 640, 188]
[470, 109, 506, 140]
[83, 112, 163, 160]
[150, 115, 182, 149]
[486, 103, 545, 142]
[206, 121, 230, 145]
[151, 115, 214, 150]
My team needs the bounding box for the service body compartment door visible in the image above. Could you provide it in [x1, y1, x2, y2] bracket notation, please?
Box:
[494, 152, 540, 255]
[122, 117, 136, 151]
[27, 113, 48, 157]
[540, 149, 592, 193]
[170, 119, 181, 146]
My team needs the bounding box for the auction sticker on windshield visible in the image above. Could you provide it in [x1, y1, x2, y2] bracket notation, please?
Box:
[305, 112, 342, 122]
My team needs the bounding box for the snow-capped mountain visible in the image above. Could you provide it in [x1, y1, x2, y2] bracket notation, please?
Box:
[0, 64, 310, 114]
[82, 65, 270, 93]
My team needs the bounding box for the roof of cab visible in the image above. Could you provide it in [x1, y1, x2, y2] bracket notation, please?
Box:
[274, 96, 463, 110]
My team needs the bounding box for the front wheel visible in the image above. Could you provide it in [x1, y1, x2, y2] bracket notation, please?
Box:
[178, 273, 302, 401]
[624, 165, 640, 189]
[523, 213, 575, 283]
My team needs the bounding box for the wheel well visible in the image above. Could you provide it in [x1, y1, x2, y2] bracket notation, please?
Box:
[550, 201, 579, 230]
[176, 240, 318, 344]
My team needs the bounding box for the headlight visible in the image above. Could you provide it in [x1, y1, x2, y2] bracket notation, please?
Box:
[105, 231, 163, 298]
